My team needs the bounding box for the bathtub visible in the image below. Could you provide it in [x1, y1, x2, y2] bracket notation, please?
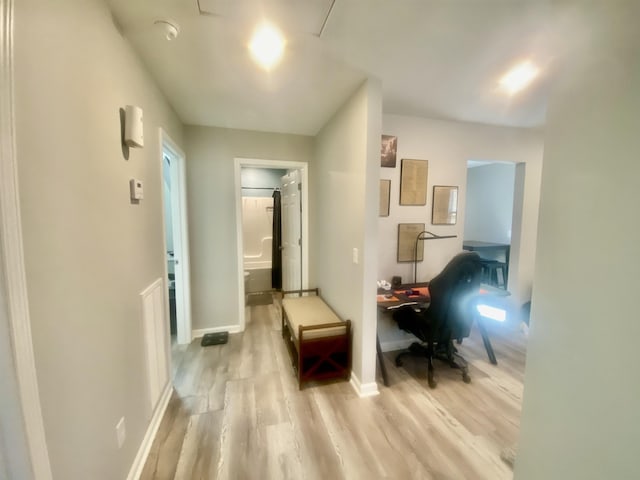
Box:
[243, 236, 272, 270]
[244, 236, 273, 293]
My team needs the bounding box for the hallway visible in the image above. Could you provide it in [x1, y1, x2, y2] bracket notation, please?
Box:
[141, 297, 526, 479]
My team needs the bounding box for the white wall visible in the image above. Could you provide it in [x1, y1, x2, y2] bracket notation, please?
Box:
[380, 115, 543, 291]
[0, 280, 33, 480]
[184, 126, 313, 331]
[313, 79, 382, 393]
[14, 0, 183, 478]
[377, 115, 543, 348]
[241, 167, 287, 197]
[515, 2, 640, 478]
[464, 163, 516, 246]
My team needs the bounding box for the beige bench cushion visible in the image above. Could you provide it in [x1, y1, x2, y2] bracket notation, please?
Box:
[282, 296, 345, 341]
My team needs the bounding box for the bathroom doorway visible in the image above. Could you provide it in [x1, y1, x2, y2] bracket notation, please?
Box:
[240, 167, 287, 305]
[234, 158, 309, 332]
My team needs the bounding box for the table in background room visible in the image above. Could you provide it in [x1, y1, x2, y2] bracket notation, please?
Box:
[463, 240, 510, 287]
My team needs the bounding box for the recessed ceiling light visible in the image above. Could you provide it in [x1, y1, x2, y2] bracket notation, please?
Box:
[249, 22, 285, 70]
[499, 60, 539, 95]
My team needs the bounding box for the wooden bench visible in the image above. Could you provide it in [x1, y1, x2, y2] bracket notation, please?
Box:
[281, 288, 352, 389]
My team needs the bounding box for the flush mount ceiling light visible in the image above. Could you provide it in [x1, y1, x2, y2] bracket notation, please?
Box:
[248, 22, 285, 70]
[499, 60, 539, 95]
[154, 19, 180, 41]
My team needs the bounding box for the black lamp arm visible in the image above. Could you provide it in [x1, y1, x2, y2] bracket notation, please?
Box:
[413, 231, 457, 283]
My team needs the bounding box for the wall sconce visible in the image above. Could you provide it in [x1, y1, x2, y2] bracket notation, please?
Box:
[123, 105, 144, 148]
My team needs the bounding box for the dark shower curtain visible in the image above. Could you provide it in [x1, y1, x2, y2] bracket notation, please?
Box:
[271, 190, 282, 290]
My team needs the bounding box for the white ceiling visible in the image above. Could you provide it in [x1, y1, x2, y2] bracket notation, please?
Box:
[107, 0, 579, 136]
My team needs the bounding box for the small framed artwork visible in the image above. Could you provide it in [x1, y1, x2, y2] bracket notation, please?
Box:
[379, 179, 391, 217]
[381, 135, 397, 168]
[432, 185, 458, 225]
[399, 159, 428, 205]
[397, 223, 425, 262]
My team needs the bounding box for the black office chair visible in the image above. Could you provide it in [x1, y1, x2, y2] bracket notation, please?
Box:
[392, 251, 482, 388]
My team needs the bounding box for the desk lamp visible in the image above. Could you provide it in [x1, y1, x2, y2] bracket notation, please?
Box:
[413, 231, 457, 283]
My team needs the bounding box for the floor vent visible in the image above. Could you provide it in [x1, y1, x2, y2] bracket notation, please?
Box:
[201, 332, 229, 346]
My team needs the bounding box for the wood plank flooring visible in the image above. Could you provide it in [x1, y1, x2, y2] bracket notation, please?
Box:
[141, 296, 526, 480]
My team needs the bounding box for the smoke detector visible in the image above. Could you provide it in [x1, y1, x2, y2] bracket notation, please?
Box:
[154, 19, 180, 41]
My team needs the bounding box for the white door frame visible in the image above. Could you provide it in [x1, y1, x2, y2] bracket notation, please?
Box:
[0, 0, 53, 477]
[233, 158, 309, 331]
[159, 130, 192, 345]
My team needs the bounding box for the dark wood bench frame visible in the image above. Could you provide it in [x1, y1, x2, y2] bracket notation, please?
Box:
[281, 288, 352, 389]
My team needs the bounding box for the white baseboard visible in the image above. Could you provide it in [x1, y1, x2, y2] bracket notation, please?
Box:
[127, 382, 173, 480]
[349, 372, 379, 398]
[379, 338, 413, 353]
[191, 325, 242, 340]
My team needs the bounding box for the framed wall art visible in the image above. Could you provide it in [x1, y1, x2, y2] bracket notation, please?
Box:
[379, 179, 391, 217]
[432, 185, 458, 225]
[380, 135, 397, 168]
[397, 223, 425, 262]
[399, 159, 428, 205]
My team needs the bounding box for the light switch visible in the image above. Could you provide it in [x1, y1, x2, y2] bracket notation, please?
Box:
[352, 248, 359, 264]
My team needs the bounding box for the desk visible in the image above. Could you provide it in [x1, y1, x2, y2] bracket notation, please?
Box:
[376, 283, 504, 386]
[376, 283, 430, 386]
[376, 282, 430, 309]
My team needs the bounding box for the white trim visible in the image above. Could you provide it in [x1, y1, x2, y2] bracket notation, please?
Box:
[139, 277, 169, 411]
[126, 382, 173, 480]
[159, 130, 192, 345]
[379, 338, 414, 353]
[192, 325, 242, 340]
[139, 277, 164, 298]
[349, 372, 379, 398]
[0, 1, 53, 478]
[233, 158, 309, 332]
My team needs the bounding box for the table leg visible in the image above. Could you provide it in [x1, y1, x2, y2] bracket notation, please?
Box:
[476, 316, 498, 365]
[376, 334, 390, 386]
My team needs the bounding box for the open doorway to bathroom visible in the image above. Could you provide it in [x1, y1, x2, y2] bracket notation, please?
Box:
[240, 167, 287, 307]
[234, 158, 309, 332]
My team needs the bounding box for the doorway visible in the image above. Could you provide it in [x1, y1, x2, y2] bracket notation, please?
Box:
[161, 131, 192, 345]
[463, 160, 533, 327]
[463, 160, 516, 283]
[234, 158, 309, 332]
[240, 167, 287, 305]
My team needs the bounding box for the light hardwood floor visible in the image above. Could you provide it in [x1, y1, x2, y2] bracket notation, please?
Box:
[142, 296, 526, 480]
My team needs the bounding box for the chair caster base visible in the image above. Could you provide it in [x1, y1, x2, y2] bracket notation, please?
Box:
[462, 372, 471, 383]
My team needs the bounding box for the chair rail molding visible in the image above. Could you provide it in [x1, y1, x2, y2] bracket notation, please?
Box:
[0, 0, 53, 478]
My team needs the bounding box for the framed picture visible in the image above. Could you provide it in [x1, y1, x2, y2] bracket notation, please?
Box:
[432, 185, 458, 225]
[379, 179, 391, 217]
[380, 135, 397, 168]
[397, 223, 425, 262]
[399, 159, 428, 205]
